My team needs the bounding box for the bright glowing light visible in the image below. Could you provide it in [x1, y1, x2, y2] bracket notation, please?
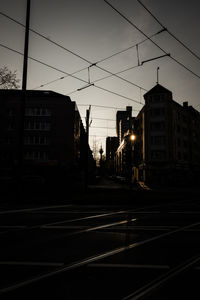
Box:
[130, 134, 136, 141]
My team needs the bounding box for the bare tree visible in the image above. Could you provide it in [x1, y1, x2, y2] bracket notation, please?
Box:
[0, 66, 20, 89]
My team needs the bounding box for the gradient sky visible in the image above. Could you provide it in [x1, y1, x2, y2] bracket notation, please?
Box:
[1, 0, 200, 156]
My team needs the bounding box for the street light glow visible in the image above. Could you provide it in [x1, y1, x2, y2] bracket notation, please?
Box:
[130, 134, 136, 141]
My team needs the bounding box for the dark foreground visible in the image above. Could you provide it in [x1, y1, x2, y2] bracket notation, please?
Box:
[0, 178, 200, 299]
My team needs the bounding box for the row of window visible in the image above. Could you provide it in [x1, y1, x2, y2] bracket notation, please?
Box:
[25, 107, 51, 116]
[24, 136, 49, 145]
[151, 151, 190, 161]
[24, 121, 51, 131]
[7, 121, 51, 131]
[7, 108, 52, 116]
[24, 151, 49, 160]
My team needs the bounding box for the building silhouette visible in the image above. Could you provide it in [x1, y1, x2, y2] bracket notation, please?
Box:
[116, 106, 133, 145]
[0, 90, 94, 192]
[105, 136, 118, 175]
[114, 84, 200, 186]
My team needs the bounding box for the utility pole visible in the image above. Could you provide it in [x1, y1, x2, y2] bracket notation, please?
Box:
[22, 0, 31, 91]
[85, 105, 91, 191]
[18, 0, 31, 195]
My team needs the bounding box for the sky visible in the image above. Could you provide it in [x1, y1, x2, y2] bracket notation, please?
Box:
[0, 0, 200, 157]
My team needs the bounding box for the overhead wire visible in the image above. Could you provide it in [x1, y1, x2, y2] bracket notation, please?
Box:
[90, 126, 115, 129]
[0, 10, 147, 91]
[103, 0, 200, 80]
[136, 0, 200, 62]
[78, 104, 139, 111]
[95, 30, 165, 65]
[94, 84, 142, 104]
[30, 30, 164, 91]
[0, 42, 88, 85]
[0, 42, 144, 105]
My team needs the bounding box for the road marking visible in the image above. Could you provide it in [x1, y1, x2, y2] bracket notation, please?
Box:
[0, 221, 199, 295]
[42, 219, 137, 232]
[88, 263, 170, 270]
[0, 261, 64, 267]
[123, 255, 200, 300]
[0, 204, 73, 215]
[0, 225, 27, 229]
[41, 210, 127, 227]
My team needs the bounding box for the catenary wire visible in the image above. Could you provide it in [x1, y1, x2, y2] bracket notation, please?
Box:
[31, 29, 165, 91]
[0, 42, 144, 105]
[0, 11, 147, 91]
[0, 43, 88, 85]
[136, 0, 200, 62]
[103, 0, 200, 80]
[77, 104, 139, 111]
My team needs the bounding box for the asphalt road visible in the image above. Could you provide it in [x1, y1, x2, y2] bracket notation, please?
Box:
[0, 189, 200, 299]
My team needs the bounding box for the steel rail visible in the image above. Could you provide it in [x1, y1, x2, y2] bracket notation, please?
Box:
[123, 254, 200, 299]
[0, 220, 199, 295]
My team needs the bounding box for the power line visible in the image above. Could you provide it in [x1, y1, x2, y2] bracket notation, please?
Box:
[103, 0, 200, 80]
[94, 84, 143, 104]
[78, 104, 139, 110]
[33, 66, 88, 90]
[34, 63, 145, 91]
[0, 10, 147, 91]
[90, 117, 115, 121]
[0, 42, 144, 105]
[136, 0, 200, 62]
[32, 30, 166, 91]
[0, 42, 88, 85]
[96, 29, 165, 65]
[90, 135, 112, 137]
[67, 82, 144, 105]
[90, 126, 115, 129]
[0, 11, 91, 65]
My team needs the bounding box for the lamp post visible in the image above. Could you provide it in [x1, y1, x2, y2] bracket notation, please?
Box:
[130, 134, 136, 187]
[85, 105, 91, 191]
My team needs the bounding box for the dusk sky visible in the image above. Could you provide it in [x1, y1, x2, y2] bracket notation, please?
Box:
[1, 0, 200, 155]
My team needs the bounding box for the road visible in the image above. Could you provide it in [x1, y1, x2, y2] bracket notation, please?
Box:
[0, 191, 200, 299]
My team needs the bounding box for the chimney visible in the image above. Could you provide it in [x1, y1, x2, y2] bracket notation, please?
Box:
[183, 101, 188, 107]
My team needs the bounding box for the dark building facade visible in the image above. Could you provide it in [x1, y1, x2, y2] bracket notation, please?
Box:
[135, 84, 200, 185]
[105, 136, 118, 174]
[106, 136, 118, 161]
[0, 90, 94, 190]
[116, 106, 132, 144]
[114, 84, 200, 186]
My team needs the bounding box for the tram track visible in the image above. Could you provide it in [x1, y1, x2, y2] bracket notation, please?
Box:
[0, 217, 199, 297]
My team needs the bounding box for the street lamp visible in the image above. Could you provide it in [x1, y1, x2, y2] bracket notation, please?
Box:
[130, 134, 136, 141]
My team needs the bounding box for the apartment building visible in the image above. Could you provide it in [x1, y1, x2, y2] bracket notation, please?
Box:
[135, 84, 200, 185]
[0, 90, 87, 177]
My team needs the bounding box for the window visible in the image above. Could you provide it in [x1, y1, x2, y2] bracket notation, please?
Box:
[25, 107, 51, 116]
[24, 121, 51, 131]
[24, 136, 49, 145]
[24, 151, 49, 160]
[151, 150, 166, 160]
